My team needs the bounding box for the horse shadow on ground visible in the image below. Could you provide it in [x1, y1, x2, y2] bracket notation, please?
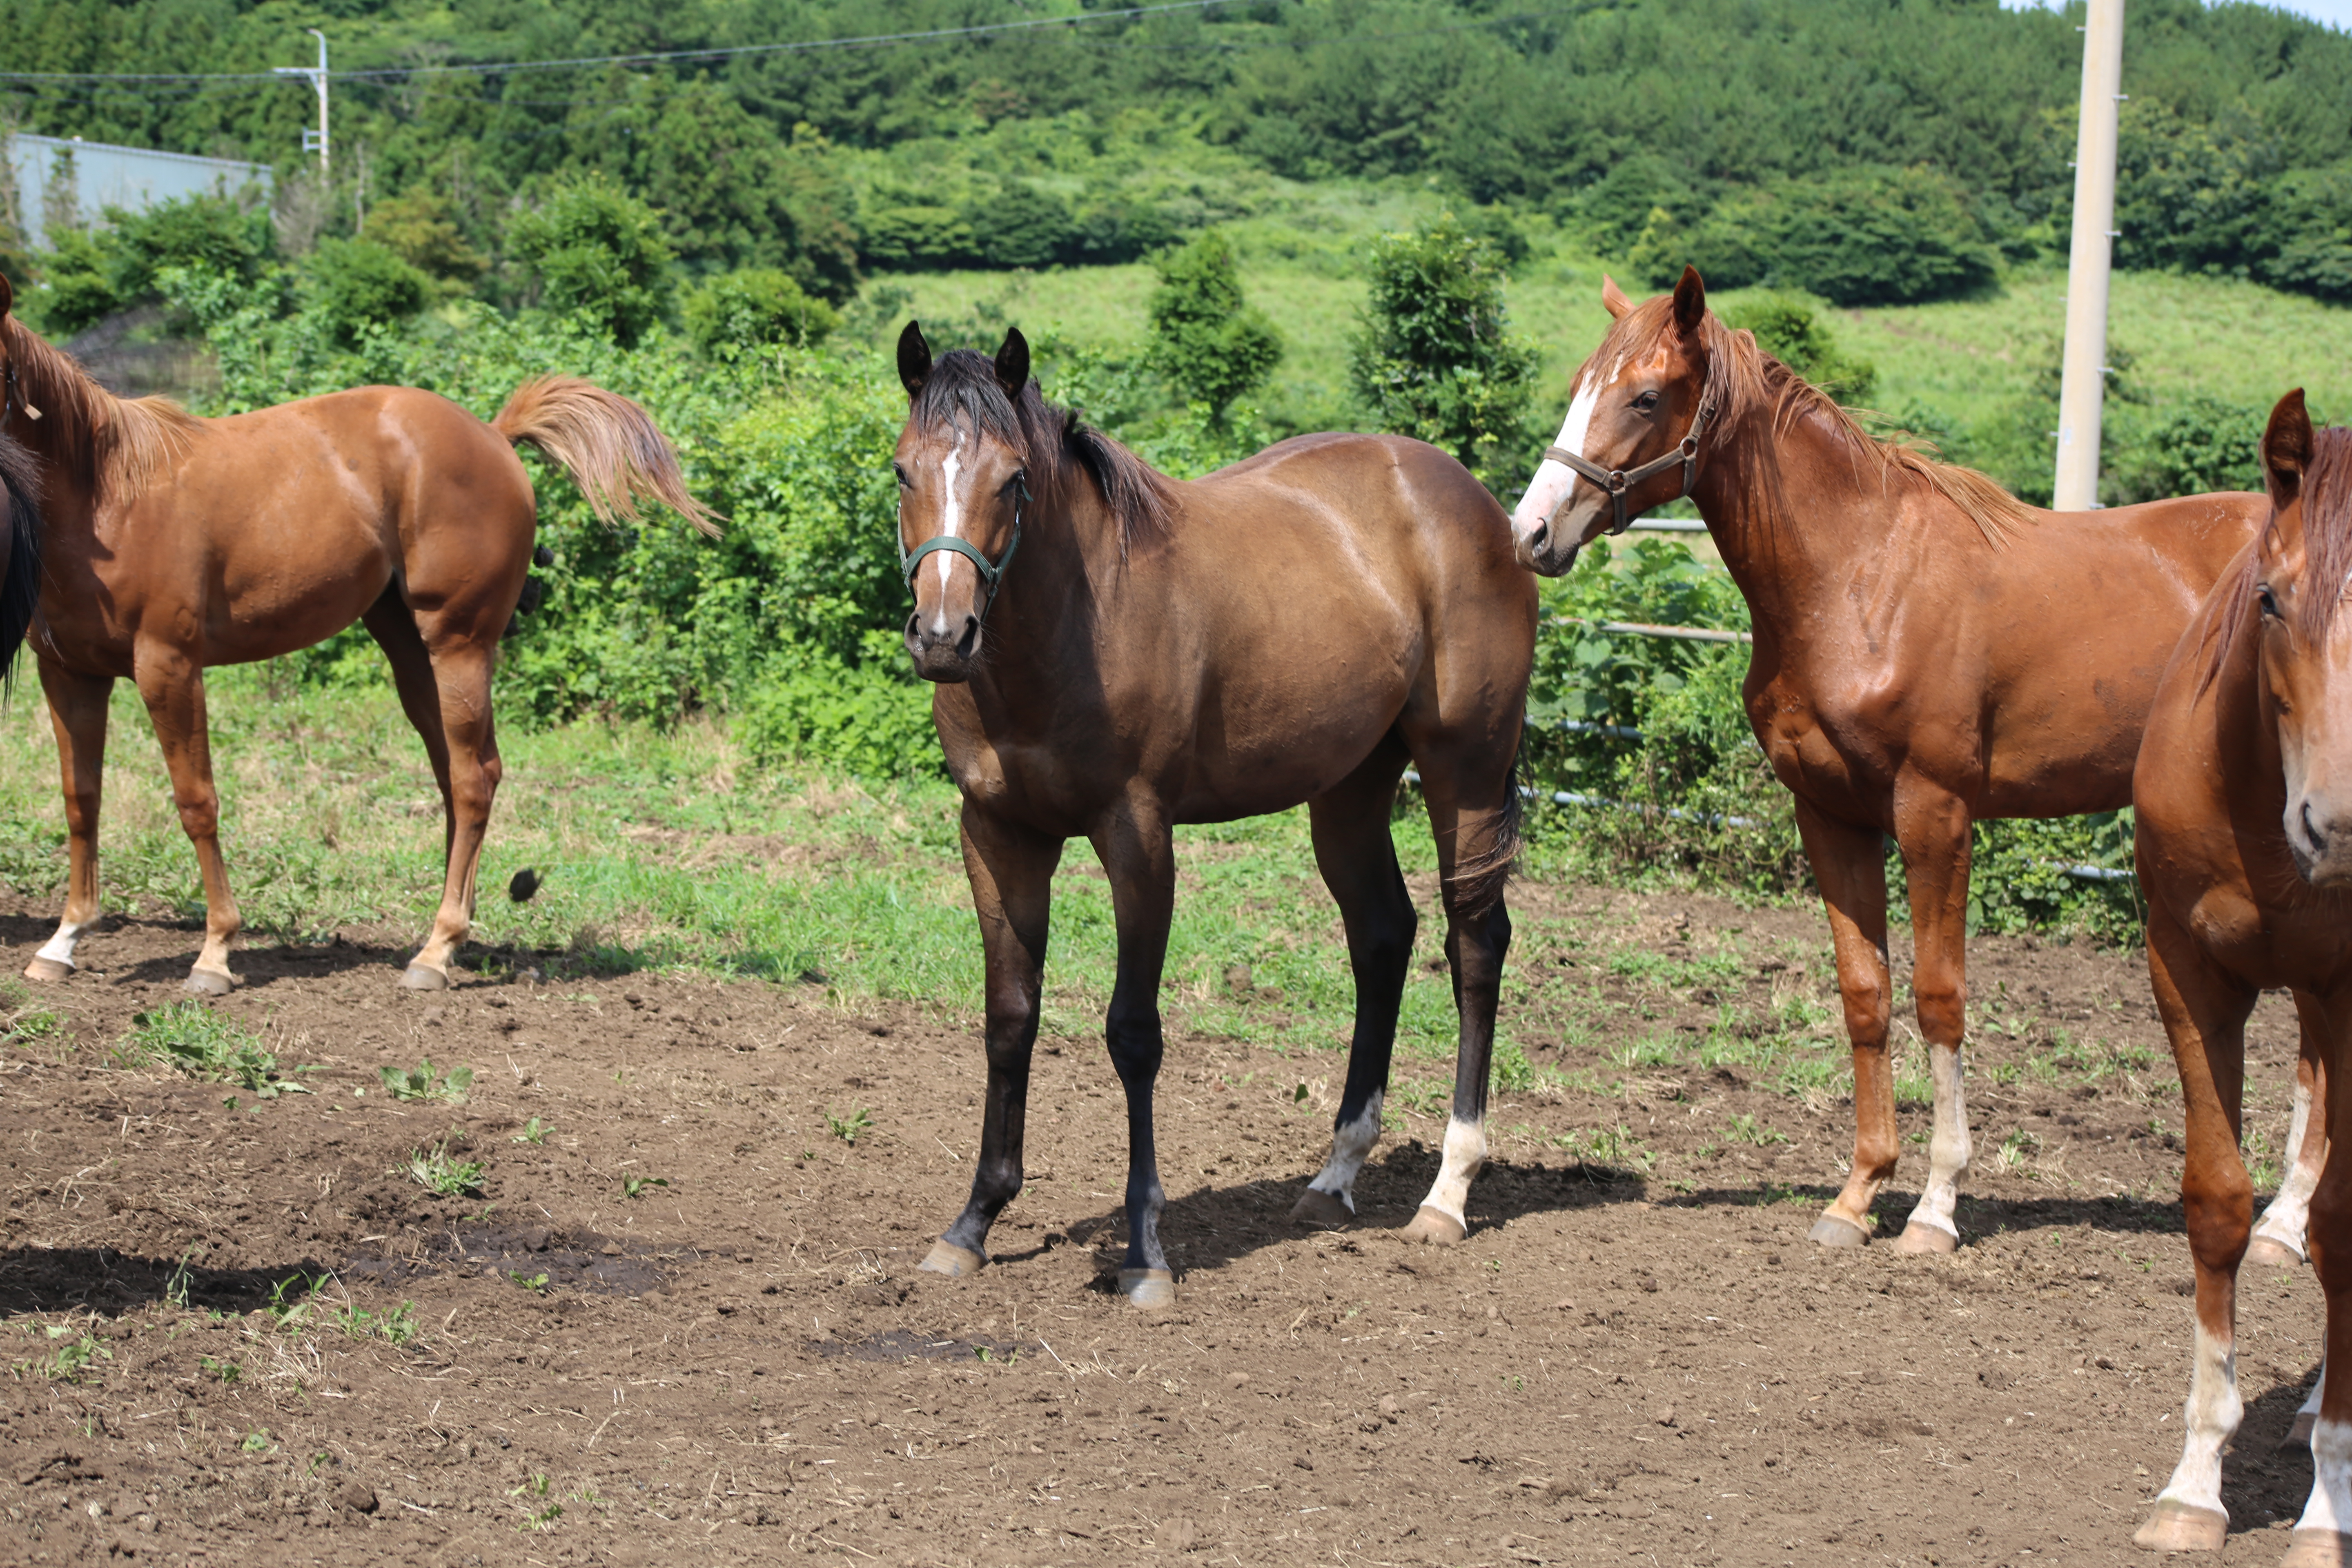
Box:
[7, 915, 649, 993]
[2223, 1374, 2324, 1536]
[1659, 1184, 2191, 1242]
[0, 1244, 332, 1321]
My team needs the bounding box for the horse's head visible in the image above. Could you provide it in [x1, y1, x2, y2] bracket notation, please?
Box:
[1510, 267, 1714, 576]
[2250, 390, 2352, 887]
[893, 321, 1033, 684]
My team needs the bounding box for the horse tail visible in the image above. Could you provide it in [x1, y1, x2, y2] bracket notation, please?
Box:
[1448, 728, 1525, 918]
[491, 375, 722, 537]
[0, 435, 43, 692]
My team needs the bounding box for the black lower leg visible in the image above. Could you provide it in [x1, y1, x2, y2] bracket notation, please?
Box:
[1445, 900, 1511, 1126]
[1108, 1010, 1167, 1272]
[941, 1020, 1036, 1255]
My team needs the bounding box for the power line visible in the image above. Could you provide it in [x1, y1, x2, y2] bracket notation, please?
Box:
[0, 0, 1265, 87]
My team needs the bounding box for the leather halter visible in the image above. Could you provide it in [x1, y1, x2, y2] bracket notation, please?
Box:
[900, 472, 1027, 621]
[0, 362, 37, 427]
[1543, 394, 1716, 537]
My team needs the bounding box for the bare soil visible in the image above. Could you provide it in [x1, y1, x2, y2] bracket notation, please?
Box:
[0, 886, 2324, 1567]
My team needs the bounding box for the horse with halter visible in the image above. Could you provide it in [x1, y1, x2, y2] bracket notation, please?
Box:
[2132, 392, 2352, 1561]
[0, 274, 716, 993]
[892, 322, 1534, 1305]
[1508, 268, 2281, 1255]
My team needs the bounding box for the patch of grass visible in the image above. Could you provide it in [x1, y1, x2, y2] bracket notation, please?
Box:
[381, 1058, 474, 1104]
[825, 1105, 873, 1145]
[198, 1354, 239, 1383]
[403, 1138, 486, 1198]
[1554, 1123, 1654, 1175]
[1726, 1112, 1789, 1147]
[12, 1327, 110, 1383]
[508, 1270, 550, 1293]
[0, 978, 63, 1049]
[114, 1002, 311, 1098]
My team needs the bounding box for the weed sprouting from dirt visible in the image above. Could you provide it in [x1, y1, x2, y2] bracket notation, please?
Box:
[404, 1138, 487, 1197]
[381, 1058, 474, 1103]
[826, 1105, 873, 1144]
[0, 978, 63, 1050]
[114, 1003, 313, 1098]
[1727, 1112, 1789, 1147]
[198, 1354, 240, 1383]
[621, 1174, 669, 1199]
[12, 1327, 110, 1383]
[512, 1116, 553, 1144]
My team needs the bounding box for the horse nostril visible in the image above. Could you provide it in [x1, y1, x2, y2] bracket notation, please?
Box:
[1527, 521, 1549, 552]
[954, 615, 980, 661]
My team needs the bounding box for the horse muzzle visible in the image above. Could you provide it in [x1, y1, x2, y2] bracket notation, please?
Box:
[2287, 790, 2352, 888]
[906, 608, 981, 682]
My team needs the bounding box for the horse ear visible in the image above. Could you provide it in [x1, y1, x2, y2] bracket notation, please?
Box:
[1600, 274, 1633, 320]
[1671, 266, 1706, 336]
[2263, 388, 2314, 510]
[994, 327, 1030, 398]
[897, 320, 932, 399]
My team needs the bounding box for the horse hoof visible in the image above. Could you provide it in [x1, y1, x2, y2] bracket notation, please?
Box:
[1401, 1206, 1467, 1245]
[400, 963, 449, 992]
[2284, 1530, 2352, 1568]
[2288, 1411, 2319, 1450]
[1118, 1268, 1176, 1308]
[1289, 1189, 1354, 1228]
[1893, 1221, 1958, 1256]
[2132, 1498, 2227, 1552]
[1809, 1214, 1870, 1248]
[918, 1241, 986, 1279]
[2247, 1235, 2306, 1268]
[182, 968, 233, 997]
[22, 957, 71, 984]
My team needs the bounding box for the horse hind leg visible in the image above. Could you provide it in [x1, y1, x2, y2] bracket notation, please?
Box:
[2252, 996, 2328, 1267]
[129, 644, 241, 993]
[1292, 736, 1416, 1227]
[27, 663, 112, 983]
[1395, 741, 1517, 1246]
[405, 633, 503, 989]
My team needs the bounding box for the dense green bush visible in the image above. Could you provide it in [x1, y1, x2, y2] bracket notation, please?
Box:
[1633, 169, 1996, 307]
[1349, 216, 1539, 491]
[1144, 231, 1282, 423]
[684, 269, 840, 359]
[299, 238, 432, 347]
[507, 180, 677, 350]
[24, 192, 274, 334]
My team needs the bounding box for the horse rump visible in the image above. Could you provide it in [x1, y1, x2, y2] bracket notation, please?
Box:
[490, 375, 721, 537]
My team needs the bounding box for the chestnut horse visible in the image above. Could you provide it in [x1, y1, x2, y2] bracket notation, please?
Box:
[1509, 269, 2273, 1253]
[2134, 392, 2352, 1559]
[893, 324, 1535, 1305]
[0, 275, 715, 992]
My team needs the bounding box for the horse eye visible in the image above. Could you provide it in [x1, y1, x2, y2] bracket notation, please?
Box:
[2258, 584, 2281, 619]
[893, 465, 912, 488]
[1633, 390, 1661, 413]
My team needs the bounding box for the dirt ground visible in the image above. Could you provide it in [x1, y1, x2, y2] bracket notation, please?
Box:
[0, 882, 2327, 1568]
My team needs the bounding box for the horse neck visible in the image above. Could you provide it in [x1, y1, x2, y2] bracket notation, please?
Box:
[969, 472, 1121, 692]
[1690, 402, 1910, 635]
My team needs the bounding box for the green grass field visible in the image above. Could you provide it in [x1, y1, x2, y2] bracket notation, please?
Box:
[867, 226, 2352, 437]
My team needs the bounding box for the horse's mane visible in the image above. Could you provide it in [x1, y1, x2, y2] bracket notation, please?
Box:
[2, 314, 199, 501]
[0, 430, 43, 690]
[908, 350, 1173, 548]
[2199, 425, 2352, 694]
[1581, 296, 2033, 548]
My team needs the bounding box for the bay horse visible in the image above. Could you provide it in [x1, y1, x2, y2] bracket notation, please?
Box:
[2132, 390, 2352, 1559]
[0, 274, 716, 993]
[893, 323, 1535, 1305]
[1509, 269, 2274, 1254]
[0, 430, 41, 673]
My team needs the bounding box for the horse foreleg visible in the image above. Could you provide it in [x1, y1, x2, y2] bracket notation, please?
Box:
[130, 645, 239, 994]
[1892, 786, 1973, 1254]
[2253, 994, 2330, 1266]
[27, 662, 111, 982]
[1793, 800, 1895, 1247]
[922, 806, 1060, 1280]
[2289, 996, 2352, 1561]
[2137, 902, 2256, 1552]
[405, 637, 501, 989]
[1093, 802, 1178, 1306]
[1293, 739, 1416, 1227]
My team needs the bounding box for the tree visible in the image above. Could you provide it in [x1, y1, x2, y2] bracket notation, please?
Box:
[683, 268, 838, 358]
[507, 178, 675, 347]
[300, 238, 432, 346]
[1144, 230, 1281, 422]
[365, 189, 486, 294]
[1349, 216, 1538, 490]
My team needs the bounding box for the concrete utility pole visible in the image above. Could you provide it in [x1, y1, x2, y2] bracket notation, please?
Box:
[273, 29, 330, 175]
[2053, 0, 2125, 511]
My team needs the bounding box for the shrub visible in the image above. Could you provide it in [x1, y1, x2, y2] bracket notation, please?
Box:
[1633, 169, 1996, 307]
[364, 189, 486, 290]
[300, 238, 432, 346]
[683, 268, 839, 359]
[1719, 295, 1876, 404]
[508, 178, 676, 348]
[1145, 230, 1282, 422]
[1349, 216, 1538, 489]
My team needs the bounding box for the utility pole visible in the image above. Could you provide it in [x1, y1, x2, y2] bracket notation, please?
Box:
[2053, 0, 2124, 512]
[273, 29, 330, 176]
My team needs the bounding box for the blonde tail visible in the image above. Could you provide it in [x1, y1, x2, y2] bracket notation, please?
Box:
[491, 375, 721, 537]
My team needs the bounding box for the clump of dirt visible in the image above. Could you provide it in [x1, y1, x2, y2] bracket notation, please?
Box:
[0, 891, 2323, 1564]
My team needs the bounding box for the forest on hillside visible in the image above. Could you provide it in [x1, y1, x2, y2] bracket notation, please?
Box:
[3, 0, 2350, 310]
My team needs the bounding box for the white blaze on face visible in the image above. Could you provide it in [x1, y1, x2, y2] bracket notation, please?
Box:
[1511, 378, 1600, 543]
[1305, 1092, 1385, 1212]
[2155, 1323, 2242, 1520]
[2299, 1417, 2352, 1535]
[931, 437, 967, 635]
[1419, 1114, 1488, 1230]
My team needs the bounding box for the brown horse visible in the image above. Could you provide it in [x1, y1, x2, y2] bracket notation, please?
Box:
[893, 323, 1535, 1305]
[1509, 269, 2272, 1253]
[2133, 392, 2352, 1560]
[0, 274, 715, 993]
[0, 429, 42, 673]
